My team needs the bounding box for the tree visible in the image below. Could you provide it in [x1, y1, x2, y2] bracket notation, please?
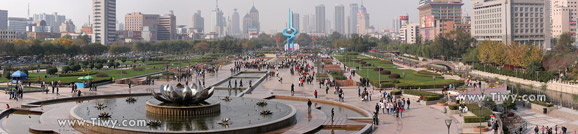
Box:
[95, 63, 103, 69]
[193, 41, 210, 53]
[62, 66, 70, 73]
[555, 32, 575, 53]
[503, 94, 517, 112]
[47, 67, 58, 75]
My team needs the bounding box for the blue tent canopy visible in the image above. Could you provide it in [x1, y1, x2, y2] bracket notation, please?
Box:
[10, 70, 28, 80]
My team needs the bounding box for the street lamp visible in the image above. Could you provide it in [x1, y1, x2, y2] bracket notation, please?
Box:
[378, 66, 381, 88]
[433, 76, 437, 92]
[477, 102, 483, 134]
[445, 119, 452, 134]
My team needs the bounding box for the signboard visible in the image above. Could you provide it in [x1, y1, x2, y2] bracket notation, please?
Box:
[425, 15, 435, 28]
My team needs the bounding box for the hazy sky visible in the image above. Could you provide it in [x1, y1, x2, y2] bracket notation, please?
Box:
[0, 0, 471, 33]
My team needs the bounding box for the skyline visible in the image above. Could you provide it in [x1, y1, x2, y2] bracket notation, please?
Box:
[0, 0, 472, 34]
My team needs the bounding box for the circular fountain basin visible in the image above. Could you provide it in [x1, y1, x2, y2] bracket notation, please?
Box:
[145, 100, 221, 116]
[69, 96, 296, 133]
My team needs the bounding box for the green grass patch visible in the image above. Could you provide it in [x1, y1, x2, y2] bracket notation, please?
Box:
[404, 90, 444, 101]
[466, 104, 493, 120]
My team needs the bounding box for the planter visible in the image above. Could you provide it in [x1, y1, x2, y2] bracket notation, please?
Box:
[437, 103, 448, 106]
[530, 103, 555, 114]
[473, 127, 489, 132]
[446, 109, 460, 115]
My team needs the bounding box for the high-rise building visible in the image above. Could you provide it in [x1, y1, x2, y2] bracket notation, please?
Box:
[551, 0, 578, 38]
[158, 12, 176, 40]
[357, 4, 370, 34]
[92, 0, 116, 45]
[0, 10, 7, 30]
[471, 0, 551, 50]
[418, 0, 463, 41]
[33, 12, 66, 33]
[8, 17, 28, 32]
[303, 15, 310, 33]
[125, 12, 160, 41]
[232, 9, 241, 37]
[335, 4, 345, 34]
[211, 1, 225, 37]
[243, 4, 260, 37]
[400, 13, 409, 27]
[293, 13, 300, 30]
[310, 15, 316, 33]
[117, 22, 124, 31]
[315, 4, 326, 34]
[27, 20, 51, 32]
[59, 19, 76, 33]
[192, 10, 204, 33]
[400, 23, 420, 44]
[350, 4, 359, 34]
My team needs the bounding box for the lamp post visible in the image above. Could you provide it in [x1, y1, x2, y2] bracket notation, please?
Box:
[477, 102, 483, 134]
[445, 119, 452, 134]
[378, 66, 381, 88]
[535, 71, 539, 82]
[433, 76, 437, 92]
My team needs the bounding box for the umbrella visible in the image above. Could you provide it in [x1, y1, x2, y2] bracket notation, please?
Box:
[78, 76, 94, 80]
[10, 70, 28, 80]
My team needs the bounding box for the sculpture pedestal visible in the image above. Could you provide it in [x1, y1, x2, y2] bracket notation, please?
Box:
[145, 100, 221, 116]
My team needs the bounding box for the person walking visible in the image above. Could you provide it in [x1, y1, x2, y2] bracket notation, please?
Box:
[534, 125, 539, 134]
[375, 103, 380, 114]
[399, 106, 404, 118]
[228, 80, 232, 88]
[325, 86, 329, 94]
[314, 90, 318, 98]
[406, 98, 411, 109]
[307, 99, 312, 111]
[380, 101, 385, 114]
[331, 108, 335, 122]
[291, 83, 295, 94]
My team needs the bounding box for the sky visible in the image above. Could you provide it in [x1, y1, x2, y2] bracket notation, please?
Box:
[0, 0, 471, 34]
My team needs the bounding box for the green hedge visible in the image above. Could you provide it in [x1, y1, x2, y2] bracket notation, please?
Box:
[330, 71, 347, 80]
[412, 70, 442, 77]
[404, 90, 443, 101]
[424, 96, 443, 101]
[464, 116, 486, 123]
[390, 90, 402, 95]
[394, 80, 464, 89]
[59, 71, 97, 77]
[467, 104, 493, 120]
[449, 104, 460, 110]
[531, 101, 554, 107]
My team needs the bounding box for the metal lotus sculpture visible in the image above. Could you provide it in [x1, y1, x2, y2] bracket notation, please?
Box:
[152, 83, 214, 105]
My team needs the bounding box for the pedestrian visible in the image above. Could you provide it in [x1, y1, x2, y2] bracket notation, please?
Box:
[380, 101, 385, 114]
[562, 126, 567, 134]
[534, 125, 539, 134]
[331, 108, 335, 122]
[375, 103, 380, 114]
[314, 90, 318, 98]
[325, 86, 329, 94]
[128, 81, 132, 89]
[291, 83, 295, 94]
[406, 98, 411, 109]
[399, 107, 404, 118]
[77, 90, 82, 97]
[307, 99, 312, 111]
[358, 86, 361, 97]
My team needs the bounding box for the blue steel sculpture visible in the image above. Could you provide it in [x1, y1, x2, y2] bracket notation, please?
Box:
[282, 9, 298, 53]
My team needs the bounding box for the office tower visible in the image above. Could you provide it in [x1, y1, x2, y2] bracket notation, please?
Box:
[357, 4, 370, 34]
[59, 19, 76, 33]
[159, 12, 176, 40]
[293, 13, 300, 30]
[243, 4, 260, 36]
[471, 0, 551, 50]
[350, 4, 359, 34]
[551, 0, 578, 38]
[418, 0, 463, 41]
[335, 4, 345, 34]
[0, 10, 6, 30]
[92, 0, 116, 45]
[303, 15, 310, 33]
[33, 12, 66, 33]
[232, 9, 241, 37]
[315, 4, 326, 34]
[192, 10, 204, 33]
[212, 1, 225, 37]
[8, 17, 28, 32]
[125, 12, 160, 41]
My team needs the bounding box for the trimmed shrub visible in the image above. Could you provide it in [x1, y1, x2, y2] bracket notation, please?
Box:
[413, 70, 442, 77]
[424, 96, 442, 101]
[47, 68, 58, 75]
[464, 116, 486, 123]
[380, 70, 391, 75]
[531, 101, 554, 107]
[58, 71, 97, 77]
[449, 104, 460, 110]
[389, 73, 401, 79]
[390, 90, 402, 95]
[330, 71, 347, 80]
[95, 73, 108, 77]
[373, 67, 384, 71]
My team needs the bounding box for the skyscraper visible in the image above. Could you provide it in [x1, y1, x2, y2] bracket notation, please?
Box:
[335, 4, 345, 34]
[551, 0, 578, 38]
[0, 10, 7, 30]
[232, 9, 241, 37]
[315, 4, 326, 34]
[243, 4, 260, 37]
[8, 17, 28, 32]
[211, 1, 225, 37]
[59, 19, 76, 33]
[92, 0, 116, 45]
[418, 0, 463, 41]
[33, 13, 66, 33]
[357, 4, 370, 34]
[125, 12, 160, 41]
[303, 15, 309, 33]
[293, 13, 300, 30]
[350, 4, 359, 34]
[192, 10, 204, 33]
[158, 12, 176, 40]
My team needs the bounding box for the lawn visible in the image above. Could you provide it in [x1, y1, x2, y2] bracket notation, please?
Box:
[334, 54, 463, 89]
